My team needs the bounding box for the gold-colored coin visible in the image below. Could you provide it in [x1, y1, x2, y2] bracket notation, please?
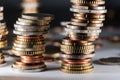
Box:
[62, 62, 92, 67]
[61, 48, 94, 54]
[13, 43, 45, 48]
[12, 47, 45, 51]
[61, 44, 94, 50]
[12, 49, 44, 56]
[62, 41, 94, 46]
[14, 40, 45, 45]
[61, 68, 94, 74]
[61, 65, 93, 70]
[62, 40, 93, 46]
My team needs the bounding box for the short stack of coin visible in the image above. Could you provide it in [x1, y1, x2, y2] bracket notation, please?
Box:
[12, 13, 53, 72]
[60, 0, 107, 74]
[0, 6, 8, 65]
[22, 0, 40, 13]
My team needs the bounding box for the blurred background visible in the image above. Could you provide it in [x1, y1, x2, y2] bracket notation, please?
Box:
[0, 0, 120, 28]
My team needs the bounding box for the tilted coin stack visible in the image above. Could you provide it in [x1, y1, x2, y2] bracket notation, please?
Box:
[60, 0, 107, 74]
[22, 0, 40, 13]
[0, 7, 8, 65]
[12, 13, 53, 72]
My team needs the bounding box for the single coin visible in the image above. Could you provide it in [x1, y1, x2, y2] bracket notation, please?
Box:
[60, 53, 95, 59]
[22, 13, 54, 21]
[13, 30, 47, 35]
[60, 68, 94, 74]
[12, 49, 44, 56]
[70, 8, 107, 14]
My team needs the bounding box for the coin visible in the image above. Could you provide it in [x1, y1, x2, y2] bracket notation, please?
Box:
[60, 68, 94, 74]
[60, 53, 95, 59]
[62, 58, 91, 64]
[13, 30, 47, 35]
[97, 57, 120, 65]
[70, 8, 107, 13]
[22, 13, 54, 20]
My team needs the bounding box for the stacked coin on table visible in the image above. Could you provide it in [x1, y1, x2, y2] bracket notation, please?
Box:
[0, 6, 8, 65]
[12, 13, 54, 72]
[22, 0, 40, 13]
[60, 0, 107, 74]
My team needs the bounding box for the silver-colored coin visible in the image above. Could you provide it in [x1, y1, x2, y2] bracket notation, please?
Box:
[16, 21, 49, 26]
[64, 28, 101, 34]
[14, 24, 49, 29]
[12, 67, 46, 72]
[70, 8, 107, 13]
[60, 53, 95, 59]
[18, 18, 50, 24]
[13, 30, 48, 35]
[14, 27, 49, 32]
[66, 24, 100, 30]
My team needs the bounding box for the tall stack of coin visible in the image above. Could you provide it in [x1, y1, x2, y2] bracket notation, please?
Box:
[0, 6, 8, 65]
[60, 0, 107, 74]
[12, 13, 53, 72]
[22, 0, 40, 13]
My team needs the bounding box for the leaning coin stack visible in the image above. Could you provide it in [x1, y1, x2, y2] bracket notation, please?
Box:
[22, 0, 40, 13]
[12, 13, 53, 72]
[0, 6, 8, 65]
[60, 0, 107, 74]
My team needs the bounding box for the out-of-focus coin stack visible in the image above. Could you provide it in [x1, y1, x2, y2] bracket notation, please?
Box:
[22, 0, 40, 13]
[0, 7, 8, 65]
[60, 0, 107, 74]
[12, 13, 53, 72]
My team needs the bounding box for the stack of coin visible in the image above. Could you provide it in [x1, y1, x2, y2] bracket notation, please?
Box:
[60, 0, 107, 74]
[12, 13, 54, 72]
[22, 0, 40, 13]
[0, 6, 8, 65]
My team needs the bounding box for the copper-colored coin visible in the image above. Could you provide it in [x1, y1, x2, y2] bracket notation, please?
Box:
[62, 51, 94, 55]
[15, 60, 44, 66]
[21, 55, 43, 60]
[69, 34, 98, 41]
[62, 38, 92, 45]
[17, 35, 43, 39]
[62, 58, 91, 64]
[21, 59, 43, 64]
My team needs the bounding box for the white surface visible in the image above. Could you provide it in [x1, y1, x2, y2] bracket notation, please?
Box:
[0, 42, 120, 80]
